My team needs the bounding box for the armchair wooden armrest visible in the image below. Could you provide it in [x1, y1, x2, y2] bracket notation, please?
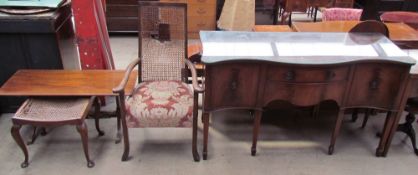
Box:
[113, 58, 140, 93]
[185, 59, 204, 93]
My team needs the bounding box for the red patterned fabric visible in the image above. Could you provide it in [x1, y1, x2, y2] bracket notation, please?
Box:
[125, 80, 193, 128]
[322, 8, 362, 21]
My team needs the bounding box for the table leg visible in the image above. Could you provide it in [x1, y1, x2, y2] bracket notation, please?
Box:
[328, 109, 345, 155]
[77, 122, 95, 168]
[11, 124, 29, 168]
[94, 98, 105, 136]
[376, 111, 397, 157]
[251, 110, 262, 156]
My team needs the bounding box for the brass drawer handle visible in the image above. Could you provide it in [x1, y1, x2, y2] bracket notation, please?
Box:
[369, 79, 380, 90]
[284, 70, 295, 81]
[231, 81, 237, 90]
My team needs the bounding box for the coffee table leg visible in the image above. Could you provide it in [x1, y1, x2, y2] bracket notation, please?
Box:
[94, 99, 105, 136]
[76, 122, 95, 168]
[11, 124, 29, 168]
[202, 112, 210, 160]
[251, 110, 262, 156]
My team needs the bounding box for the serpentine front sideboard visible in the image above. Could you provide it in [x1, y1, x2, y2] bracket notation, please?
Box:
[199, 31, 416, 159]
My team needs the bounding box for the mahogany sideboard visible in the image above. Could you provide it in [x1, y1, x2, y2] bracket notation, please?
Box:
[199, 31, 416, 159]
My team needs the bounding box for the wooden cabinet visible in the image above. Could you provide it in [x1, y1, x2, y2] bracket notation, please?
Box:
[0, 4, 77, 113]
[106, 0, 216, 38]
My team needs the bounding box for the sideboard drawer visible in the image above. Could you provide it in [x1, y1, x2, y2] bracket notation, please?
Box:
[266, 66, 349, 83]
[263, 82, 347, 107]
[204, 63, 260, 110]
[347, 63, 409, 109]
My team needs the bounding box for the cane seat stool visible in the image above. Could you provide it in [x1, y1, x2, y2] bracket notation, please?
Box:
[11, 97, 101, 168]
[113, 1, 204, 162]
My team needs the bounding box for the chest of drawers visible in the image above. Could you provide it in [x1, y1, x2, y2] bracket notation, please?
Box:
[106, 0, 216, 38]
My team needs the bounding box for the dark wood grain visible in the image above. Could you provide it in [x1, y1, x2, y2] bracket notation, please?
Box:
[0, 70, 138, 96]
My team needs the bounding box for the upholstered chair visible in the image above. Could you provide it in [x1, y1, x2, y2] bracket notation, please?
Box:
[113, 1, 204, 162]
[322, 7, 363, 21]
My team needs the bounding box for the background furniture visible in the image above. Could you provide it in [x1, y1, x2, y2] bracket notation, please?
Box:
[253, 25, 293, 32]
[381, 11, 418, 30]
[113, 1, 203, 162]
[200, 31, 415, 158]
[106, 0, 216, 39]
[0, 4, 77, 113]
[291, 21, 418, 49]
[322, 7, 363, 21]
[349, 20, 389, 36]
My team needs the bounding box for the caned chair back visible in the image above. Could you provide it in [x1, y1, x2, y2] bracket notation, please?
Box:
[138, 1, 187, 82]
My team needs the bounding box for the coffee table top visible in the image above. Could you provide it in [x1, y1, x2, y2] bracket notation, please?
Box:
[0, 70, 138, 96]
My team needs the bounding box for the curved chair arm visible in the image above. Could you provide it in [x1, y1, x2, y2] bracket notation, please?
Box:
[113, 58, 140, 93]
[185, 59, 204, 93]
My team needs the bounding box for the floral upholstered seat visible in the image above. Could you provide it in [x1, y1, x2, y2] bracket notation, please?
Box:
[322, 8, 362, 21]
[125, 80, 193, 128]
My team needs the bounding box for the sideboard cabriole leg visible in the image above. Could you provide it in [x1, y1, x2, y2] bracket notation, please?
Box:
[328, 109, 345, 155]
[376, 111, 396, 157]
[11, 124, 29, 168]
[77, 122, 95, 168]
[251, 110, 263, 156]
[202, 112, 210, 160]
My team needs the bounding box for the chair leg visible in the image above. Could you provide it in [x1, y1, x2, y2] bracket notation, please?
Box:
[202, 112, 210, 160]
[11, 124, 29, 168]
[76, 122, 95, 168]
[328, 109, 345, 155]
[251, 110, 262, 156]
[27, 126, 38, 145]
[192, 95, 200, 162]
[117, 94, 130, 161]
[396, 113, 418, 155]
[361, 109, 370, 129]
[115, 97, 122, 144]
[94, 98, 105, 136]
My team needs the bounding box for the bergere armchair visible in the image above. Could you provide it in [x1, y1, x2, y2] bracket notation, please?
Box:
[113, 1, 204, 162]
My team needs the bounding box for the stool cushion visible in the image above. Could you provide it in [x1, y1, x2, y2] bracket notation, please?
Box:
[322, 8, 362, 21]
[13, 98, 91, 123]
[380, 11, 418, 30]
[125, 80, 193, 128]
